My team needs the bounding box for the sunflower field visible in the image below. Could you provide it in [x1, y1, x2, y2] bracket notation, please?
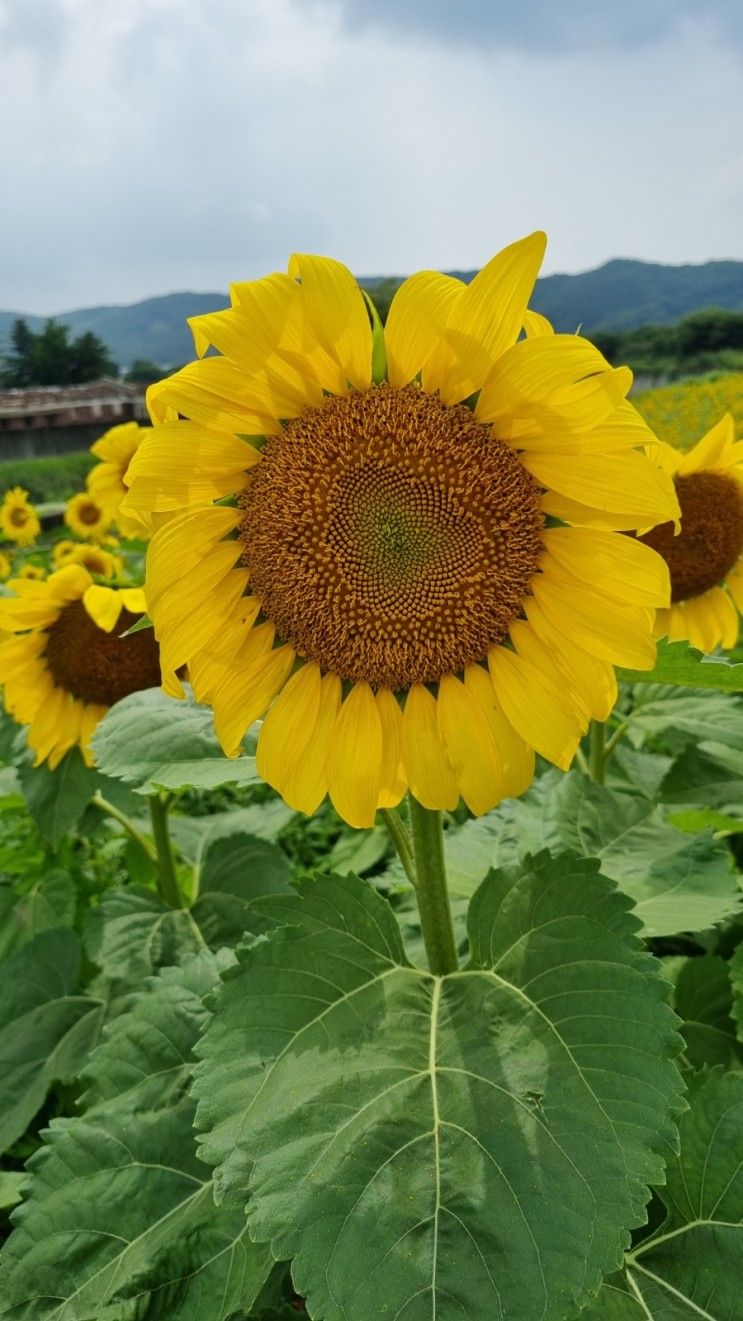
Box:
[0, 237, 742, 1320]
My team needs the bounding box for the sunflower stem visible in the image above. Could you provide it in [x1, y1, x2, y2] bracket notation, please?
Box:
[148, 793, 184, 909]
[92, 794, 157, 867]
[589, 720, 606, 784]
[379, 807, 417, 888]
[407, 796, 458, 975]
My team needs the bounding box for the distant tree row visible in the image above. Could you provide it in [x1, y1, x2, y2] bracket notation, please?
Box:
[0, 318, 118, 388]
[593, 308, 743, 380]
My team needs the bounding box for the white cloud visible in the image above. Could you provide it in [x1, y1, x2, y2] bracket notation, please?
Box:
[0, 0, 742, 313]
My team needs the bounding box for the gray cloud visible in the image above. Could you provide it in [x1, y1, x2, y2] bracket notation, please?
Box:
[326, 0, 743, 51]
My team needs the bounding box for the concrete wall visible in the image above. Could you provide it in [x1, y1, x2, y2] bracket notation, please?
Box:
[0, 423, 114, 461]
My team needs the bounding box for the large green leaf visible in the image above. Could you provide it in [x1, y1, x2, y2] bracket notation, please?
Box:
[660, 742, 743, 809]
[18, 749, 100, 846]
[0, 869, 76, 959]
[91, 688, 259, 794]
[671, 956, 743, 1071]
[192, 830, 293, 951]
[444, 772, 742, 937]
[84, 886, 205, 994]
[0, 929, 104, 1155]
[194, 861, 683, 1321]
[624, 686, 743, 754]
[616, 638, 743, 691]
[578, 1069, 743, 1320]
[0, 952, 273, 1320]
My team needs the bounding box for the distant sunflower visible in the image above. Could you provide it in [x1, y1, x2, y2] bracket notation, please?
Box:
[87, 422, 152, 537]
[0, 552, 12, 580]
[52, 539, 79, 567]
[123, 235, 679, 827]
[64, 492, 113, 543]
[0, 566, 160, 768]
[0, 488, 40, 547]
[61, 543, 123, 580]
[16, 563, 46, 581]
[640, 414, 743, 651]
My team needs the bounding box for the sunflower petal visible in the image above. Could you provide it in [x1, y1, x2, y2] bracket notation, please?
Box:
[464, 663, 535, 798]
[376, 688, 407, 808]
[437, 673, 504, 815]
[327, 682, 382, 828]
[288, 254, 372, 391]
[542, 528, 670, 607]
[212, 644, 295, 757]
[488, 645, 583, 770]
[256, 663, 321, 797]
[385, 271, 463, 389]
[284, 672, 341, 815]
[401, 683, 458, 811]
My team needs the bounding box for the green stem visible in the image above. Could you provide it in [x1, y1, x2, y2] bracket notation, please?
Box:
[92, 794, 156, 866]
[572, 745, 589, 776]
[148, 794, 183, 909]
[379, 807, 417, 888]
[602, 719, 630, 768]
[589, 720, 606, 784]
[407, 796, 458, 975]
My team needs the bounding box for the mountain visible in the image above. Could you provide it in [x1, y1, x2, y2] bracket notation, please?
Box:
[4, 257, 743, 368]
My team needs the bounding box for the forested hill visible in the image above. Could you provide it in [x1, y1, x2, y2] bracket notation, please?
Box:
[3, 257, 743, 368]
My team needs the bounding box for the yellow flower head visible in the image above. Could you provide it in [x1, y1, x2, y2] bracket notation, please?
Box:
[17, 563, 46, 581]
[52, 539, 79, 567]
[641, 413, 743, 652]
[0, 488, 40, 547]
[123, 235, 680, 828]
[64, 492, 113, 543]
[58, 543, 123, 580]
[0, 551, 12, 580]
[0, 566, 160, 769]
[87, 422, 153, 538]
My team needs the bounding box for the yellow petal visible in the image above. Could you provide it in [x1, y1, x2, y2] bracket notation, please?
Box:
[187, 604, 265, 704]
[531, 568, 657, 669]
[424, 231, 546, 404]
[542, 528, 670, 608]
[83, 586, 122, 633]
[522, 309, 554, 338]
[464, 663, 535, 798]
[327, 682, 382, 828]
[157, 571, 251, 684]
[521, 606, 618, 723]
[675, 413, 735, 475]
[376, 688, 407, 808]
[146, 358, 282, 433]
[436, 673, 504, 815]
[524, 449, 680, 526]
[212, 643, 295, 756]
[284, 672, 341, 815]
[145, 507, 240, 607]
[488, 645, 583, 771]
[288, 254, 372, 392]
[477, 335, 631, 440]
[540, 491, 660, 531]
[385, 271, 463, 389]
[401, 683, 459, 811]
[256, 663, 321, 797]
[712, 586, 740, 649]
[125, 422, 259, 512]
[230, 271, 347, 396]
[726, 560, 743, 612]
[118, 588, 148, 616]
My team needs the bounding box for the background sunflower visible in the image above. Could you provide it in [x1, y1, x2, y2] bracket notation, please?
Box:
[0, 488, 40, 548]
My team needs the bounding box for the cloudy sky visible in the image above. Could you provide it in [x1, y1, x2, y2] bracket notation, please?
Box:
[2, 0, 743, 313]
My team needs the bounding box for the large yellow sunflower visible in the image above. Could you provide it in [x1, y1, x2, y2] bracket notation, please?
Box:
[641, 413, 743, 651]
[0, 566, 160, 768]
[0, 488, 40, 547]
[64, 492, 113, 543]
[122, 234, 679, 827]
[87, 421, 153, 537]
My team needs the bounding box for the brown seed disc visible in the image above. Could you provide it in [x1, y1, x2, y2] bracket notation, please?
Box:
[45, 600, 161, 705]
[239, 383, 544, 688]
[639, 470, 743, 602]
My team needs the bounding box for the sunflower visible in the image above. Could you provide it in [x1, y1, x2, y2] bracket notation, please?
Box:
[64, 492, 113, 542]
[0, 488, 40, 547]
[123, 234, 679, 827]
[0, 566, 160, 768]
[640, 413, 743, 651]
[0, 552, 12, 580]
[16, 563, 46, 581]
[59, 543, 123, 580]
[52, 539, 79, 567]
[87, 422, 153, 537]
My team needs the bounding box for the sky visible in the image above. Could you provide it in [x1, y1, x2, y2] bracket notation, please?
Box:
[2, 0, 743, 314]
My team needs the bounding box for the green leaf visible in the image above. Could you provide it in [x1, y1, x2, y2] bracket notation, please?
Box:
[169, 802, 295, 865]
[0, 929, 104, 1155]
[448, 771, 742, 937]
[625, 686, 743, 754]
[0, 952, 273, 1320]
[660, 742, 743, 809]
[192, 831, 293, 951]
[672, 956, 743, 1071]
[18, 749, 100, 845]
[616, 637, 743, 690]
[84, 886, 205, 994]
[0, 869, 76, 960]
[91, 689, 259, 795]
[578, 1070, 743, 1320]
[728, 943, 743, 1044]
[194, 861, 683, 1321]
[0, 1172, 25, 1212]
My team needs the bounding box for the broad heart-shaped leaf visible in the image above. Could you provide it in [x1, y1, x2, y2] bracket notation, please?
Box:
[577, 1069, 743, 1320]
[660, 742, 743, 809]
[616, 638, 743, 691]
[0, 929, 104, 1155]
[671, 956, 743, 1072]
[624, 686, 743, 754]
[18, 749, 100, 846]
[84, 885, 206, 995]
[91, 687, 258, 794]
[0, 952, 273, 1320]
[441, 771, 742, 937]
[193, 860, 683, 1321]
[192, 830, 294, 951]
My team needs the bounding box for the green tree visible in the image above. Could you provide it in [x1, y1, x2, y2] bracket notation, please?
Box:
[1, 318, 36, 387]
[68, 329, 118, 383]
[124, 357, 163, 384]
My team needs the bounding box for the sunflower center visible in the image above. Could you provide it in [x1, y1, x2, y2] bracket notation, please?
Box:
[77, 502, 102, 526]
[9, 507, 29, 528]
[44, 601, 161, 705]
[639, 470, 743, 602]
[239, 384, 544, 688]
